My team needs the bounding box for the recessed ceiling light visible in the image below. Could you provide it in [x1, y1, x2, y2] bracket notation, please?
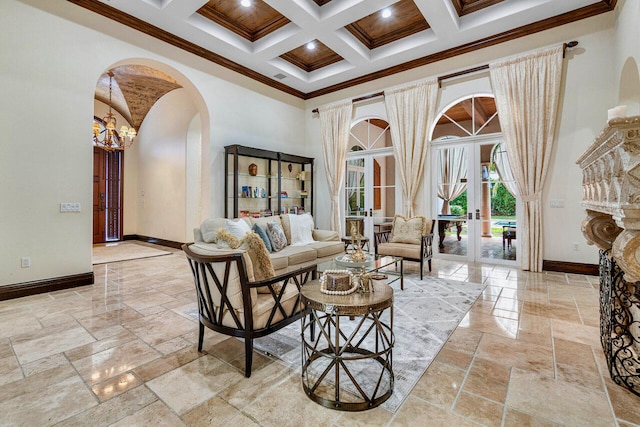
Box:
[240, 0, 251, 7]
[306, 41, 316, 50]
[381, 8, 392, 18]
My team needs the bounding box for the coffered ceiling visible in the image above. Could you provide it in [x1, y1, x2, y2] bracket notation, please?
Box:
[70, 0, 617, 100]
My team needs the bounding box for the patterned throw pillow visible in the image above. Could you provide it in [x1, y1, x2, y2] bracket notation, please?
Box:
[266, 221, 287, 252]
[390, 214, 426, 245]
[252, 223, 272, 253]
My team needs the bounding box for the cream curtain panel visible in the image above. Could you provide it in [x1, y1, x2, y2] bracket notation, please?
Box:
[319, 100, 353, 235]
[492, 142, 518, 197]
[489, 46, 564, 271]
[437, 147, 468, 215]
[384, 79, 438, 217]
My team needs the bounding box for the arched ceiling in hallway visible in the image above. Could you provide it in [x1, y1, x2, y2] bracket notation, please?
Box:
[94, 65, 182, 129]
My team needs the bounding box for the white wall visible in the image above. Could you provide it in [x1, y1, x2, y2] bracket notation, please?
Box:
[0, 0, 305, 287]
[134, 89, 195, 243]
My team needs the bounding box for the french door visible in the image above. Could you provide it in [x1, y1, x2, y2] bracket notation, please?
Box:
[345, 151, 396, 245]
[433, 137, 518, 265]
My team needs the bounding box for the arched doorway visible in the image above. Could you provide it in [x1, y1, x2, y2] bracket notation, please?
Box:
[345, 118, 396, 245]
[92, 61, 209, 245]
[431, 94, 518, 265]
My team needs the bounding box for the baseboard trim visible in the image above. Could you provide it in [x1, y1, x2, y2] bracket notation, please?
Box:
[0, 272, 94, 301]
[123, 234, 184, 250]
[542, 260, 598, 276]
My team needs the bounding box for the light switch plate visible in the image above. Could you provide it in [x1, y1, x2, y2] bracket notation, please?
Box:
[60, 203, 81, 212]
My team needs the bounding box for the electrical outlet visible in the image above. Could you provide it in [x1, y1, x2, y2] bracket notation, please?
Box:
[21, 257, 31, 268]
[573, 242, 580, 251]
[550, 199, 565, 208]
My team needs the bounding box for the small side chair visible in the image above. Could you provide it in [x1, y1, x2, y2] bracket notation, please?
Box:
[374, 215, 435, 281]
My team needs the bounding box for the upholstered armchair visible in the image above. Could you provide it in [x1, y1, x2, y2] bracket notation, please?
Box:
[182, 243, 316, 377]
[374, 215, 435, 280]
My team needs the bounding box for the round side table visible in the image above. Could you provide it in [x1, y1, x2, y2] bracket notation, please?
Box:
[300, 279, 394, 411]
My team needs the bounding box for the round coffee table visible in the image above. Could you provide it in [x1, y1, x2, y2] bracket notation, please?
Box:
[300, 279, 394, 411]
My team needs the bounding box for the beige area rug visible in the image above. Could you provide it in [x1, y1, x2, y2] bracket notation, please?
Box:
[185, 275, 485, 413]
[92, 241, 173, 265]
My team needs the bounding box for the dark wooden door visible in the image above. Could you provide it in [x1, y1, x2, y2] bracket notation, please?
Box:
[93, 147, 123, 243]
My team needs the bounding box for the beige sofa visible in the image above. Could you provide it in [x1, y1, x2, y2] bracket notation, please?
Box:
[191, 214, 343, 275]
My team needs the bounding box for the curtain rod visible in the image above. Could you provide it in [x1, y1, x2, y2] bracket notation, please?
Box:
[311, 92, 383, 114]
[311, 41, 578, 112]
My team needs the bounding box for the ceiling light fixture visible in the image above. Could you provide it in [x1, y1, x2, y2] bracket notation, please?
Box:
[240, 0, 251, 7]
[92, 71, 136, 151]
[306, 41, 316, 50]
[381, 8, 392, 18]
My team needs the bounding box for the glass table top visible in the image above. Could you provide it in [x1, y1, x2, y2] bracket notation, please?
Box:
[317, 255, 401, 274]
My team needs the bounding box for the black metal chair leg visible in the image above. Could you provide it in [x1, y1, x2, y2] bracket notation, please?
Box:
[245, 338, 253, 378]
[197, 322, 204, 352]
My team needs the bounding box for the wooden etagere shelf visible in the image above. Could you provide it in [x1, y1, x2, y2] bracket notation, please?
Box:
[224, 144, 314, 219]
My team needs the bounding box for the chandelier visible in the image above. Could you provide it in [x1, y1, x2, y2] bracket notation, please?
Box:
[93, 71, 136, 151]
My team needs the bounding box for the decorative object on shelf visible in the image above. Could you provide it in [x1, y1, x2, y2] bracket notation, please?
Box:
[248, 163, 258, 176]
[300, 190, 308, 197]
[93, 71, 136, 151]
[298, 171, 306, 180]
[288, 163, 293, 177]
[319, 269, 357, 295]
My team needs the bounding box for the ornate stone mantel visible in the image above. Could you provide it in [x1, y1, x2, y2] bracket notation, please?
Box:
[577, 116, 640, 282]
[578, 116, 640, 397]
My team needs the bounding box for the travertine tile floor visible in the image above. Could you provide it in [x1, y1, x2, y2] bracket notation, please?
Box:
[1, 244, 640, 426]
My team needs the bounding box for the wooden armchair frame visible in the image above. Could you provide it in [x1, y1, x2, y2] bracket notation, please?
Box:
[373, 219, 435, 280]
[182, 244, 316, 377]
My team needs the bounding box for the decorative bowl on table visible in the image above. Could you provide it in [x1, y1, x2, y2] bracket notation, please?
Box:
[334, 253, 375, 267]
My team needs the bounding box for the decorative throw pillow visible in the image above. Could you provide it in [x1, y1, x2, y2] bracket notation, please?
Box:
[289, 213, 315, 246]
[252, 223, 272, 252]
[224, 219, 251, 241]
[390, 214, 426, 245]
[243, 232, 277, 289]
[200, 218, 226, 243]
[266, 221, 287, 252]
[216, 228, 243, 249]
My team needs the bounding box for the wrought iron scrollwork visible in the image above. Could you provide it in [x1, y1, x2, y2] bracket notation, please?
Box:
[600, 249, 640, 396]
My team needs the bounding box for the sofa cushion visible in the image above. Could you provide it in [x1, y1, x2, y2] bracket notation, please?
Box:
[252, 223, 272, 252]
[390, 214, 426, 245]
[307, 241, 344, 258]
[312, 229, 339, 242]
[277, 245, 317, 266]
[220, 281, 301, 329]
[266, 221, 287, 252]
[269, 251, 289, 271]
[289, 213, 315, 246]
